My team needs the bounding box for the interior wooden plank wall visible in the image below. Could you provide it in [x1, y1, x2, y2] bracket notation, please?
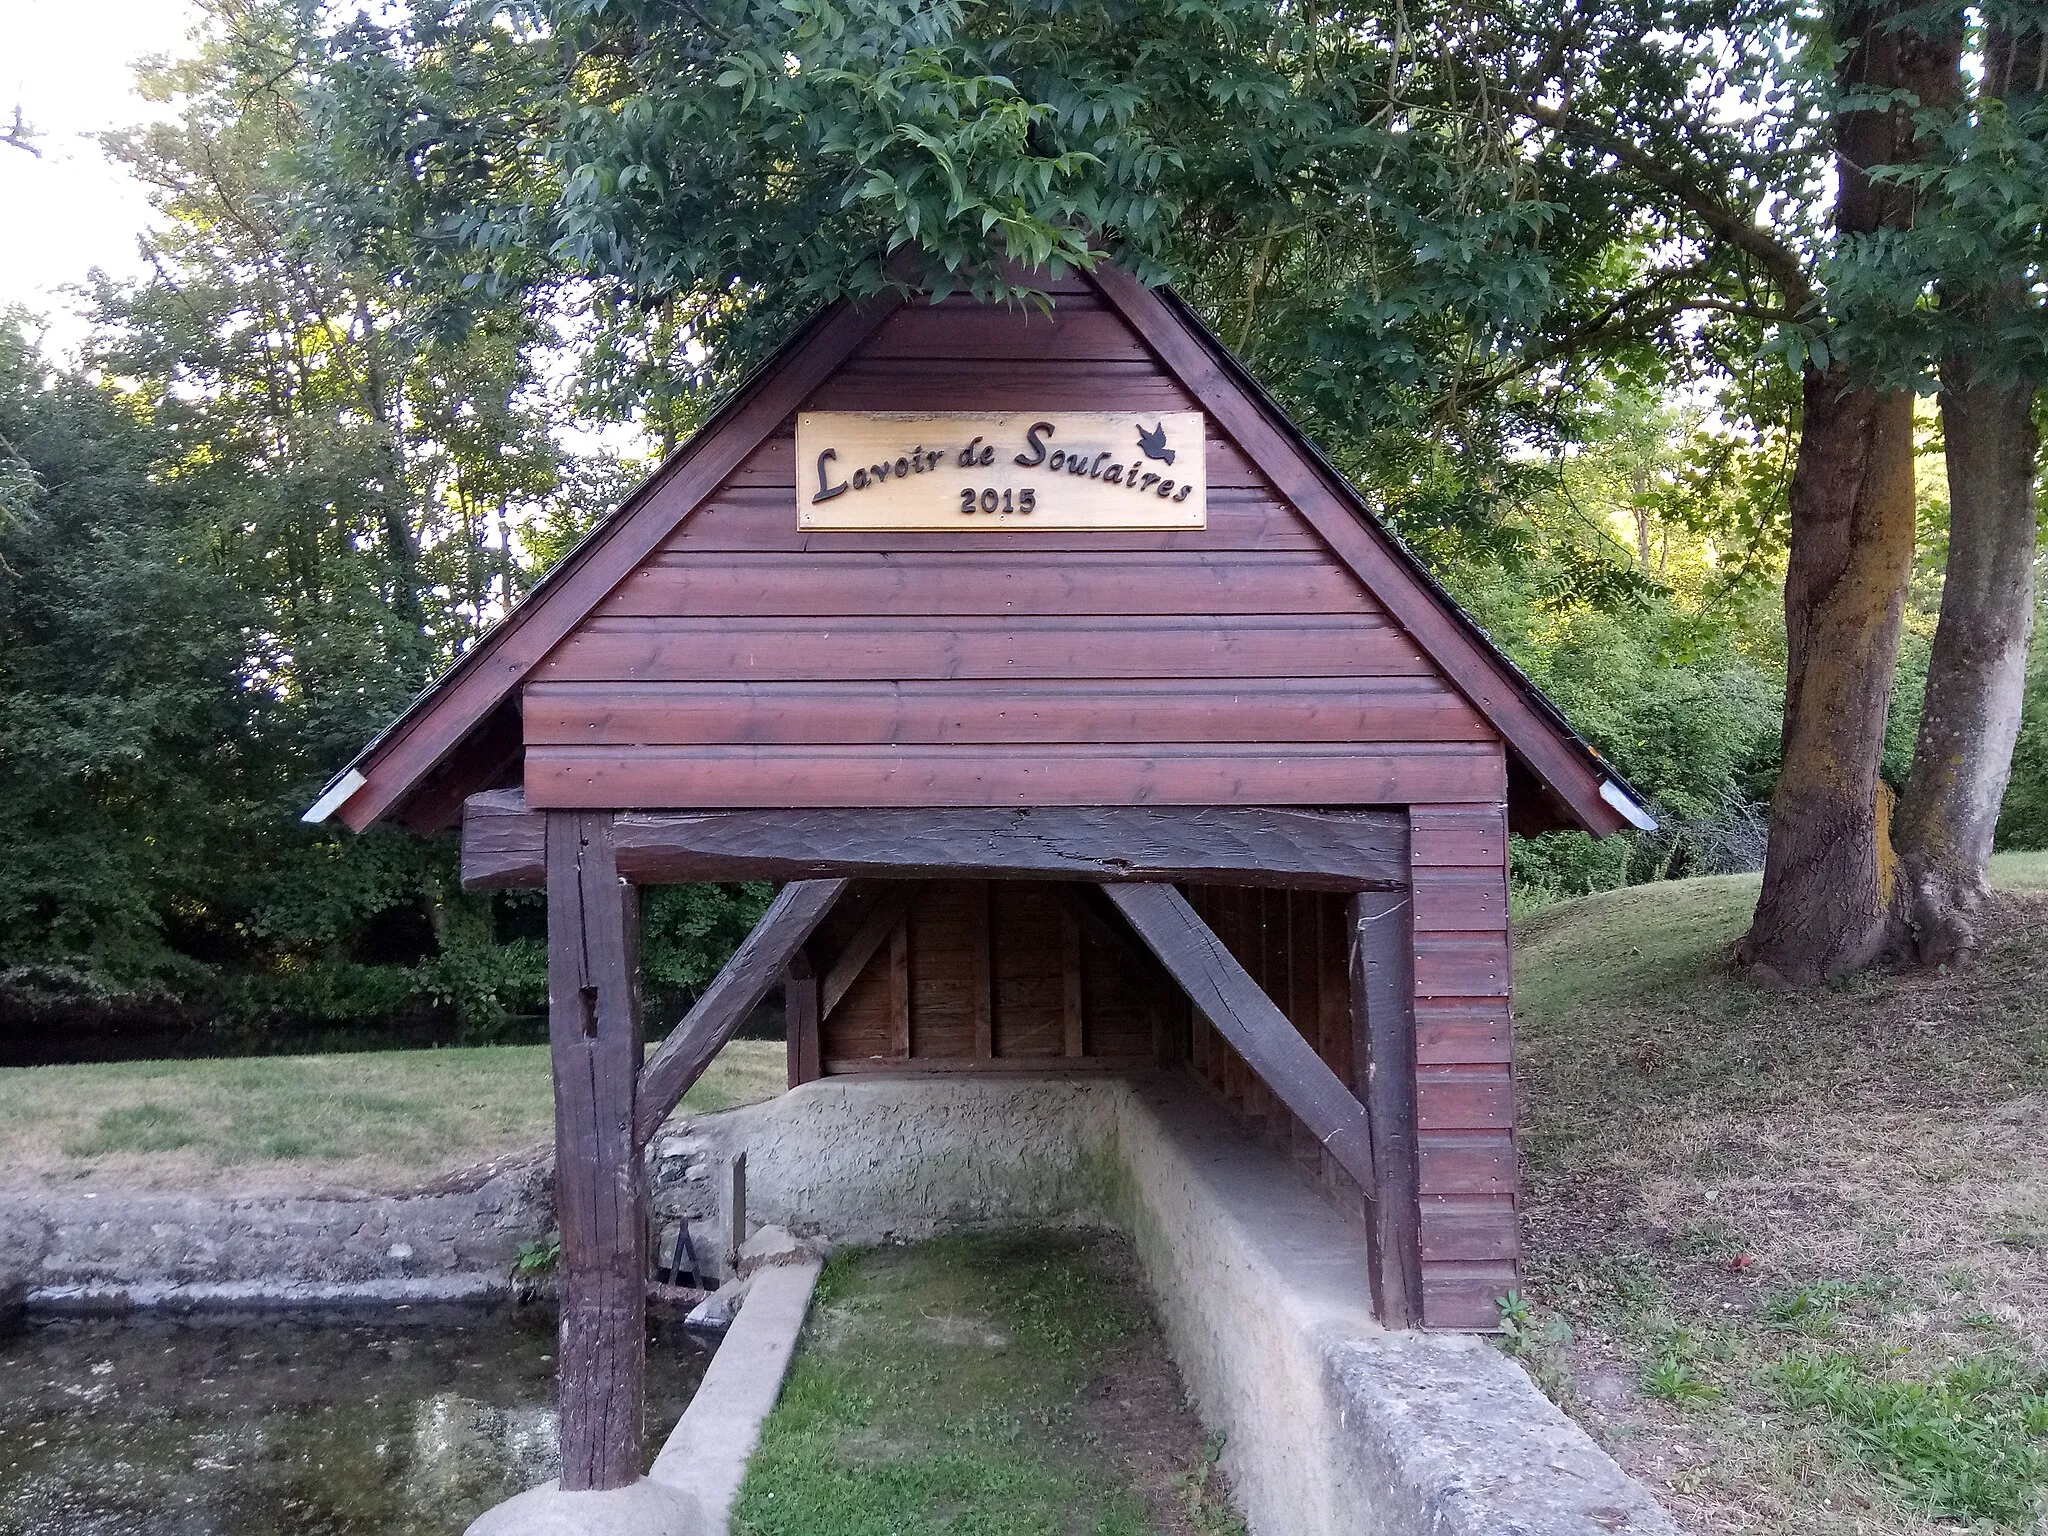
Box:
[1181, 883, 1367, 1215]
[810, 880, 1164, 1074]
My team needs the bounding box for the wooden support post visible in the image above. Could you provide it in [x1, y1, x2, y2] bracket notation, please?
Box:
[546, 809, 645, 1491]
[786, 951, 821, 1088]
[634, 879, 847, 1146]
[1351, 884, 1423, 1328]
[728, 1152, 748, 1271]
[1103, 882, 1377, 1193]
[888, 916, 912, 1058]
[972, 883, 994, 1061]
[1060, 909, 1086, 1059]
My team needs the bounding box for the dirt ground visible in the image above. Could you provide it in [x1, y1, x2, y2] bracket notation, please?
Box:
[1513, 872, 2048, 1536]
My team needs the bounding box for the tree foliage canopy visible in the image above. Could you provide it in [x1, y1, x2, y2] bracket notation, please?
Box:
[0, 0, 2040, 1045]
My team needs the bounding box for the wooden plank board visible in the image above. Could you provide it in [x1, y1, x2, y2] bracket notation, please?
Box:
[1418, 1132, 1517, 1195]
[545, 810, 645, 1490]
[973, 884, 994, 1060]
[822, 1053, 1156, 1075]
[1104, 882, 1376, 1193]
[808, 358, 1198, 413]
[1410, 805, 1510, 867]
[888, 919, 911, 1057]
[1061, 910, 1085, 1057]
[820, 887, 916, 1019]
[1416, 1068, 1515, 1130]
[524, 742, 1506, 810]
[1411, 866, 1511, 932]
[1414, 999, 1513, 1065]
[861, 297, 1152, 361]
[1419, 1261, 1521, 1330]
[1418, 1197, 1518, 1263]
[907, 882, 979, 1058]
[465, 794, 1410, 891]
[677, 487, 1299, 549]
[598, 551, 1374, 618]
[1413, 933, 1513, 999]
[533, 613, 1433, 683]
[523, 677, 1488, 749]
[633, 879, 848, 1145]
[1315, 891, 1353, 1088]
[786, 952, 821, 1088]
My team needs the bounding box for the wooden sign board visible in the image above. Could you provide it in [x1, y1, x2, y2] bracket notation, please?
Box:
[797, 411, 1207, 530]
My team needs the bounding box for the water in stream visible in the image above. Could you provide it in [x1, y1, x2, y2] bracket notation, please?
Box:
[0, 1306, 710, 1535]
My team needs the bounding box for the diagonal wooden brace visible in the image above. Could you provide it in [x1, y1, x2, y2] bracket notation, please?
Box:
[634, 878, 848, 1147]
[1103, 881, 1378, 1193]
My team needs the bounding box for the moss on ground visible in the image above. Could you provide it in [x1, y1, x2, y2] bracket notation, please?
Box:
[1511, 853, 2048, 1536]
[0, 1038, 786, 1192]
[732, 1233, 1243, 1536]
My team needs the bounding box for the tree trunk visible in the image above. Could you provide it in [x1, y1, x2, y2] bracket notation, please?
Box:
[1892, 388, 2039, 968]
[1741, 377, 1918, 984]
[1889, 16, 2041, 966]
[1738, 0, 1961, 984]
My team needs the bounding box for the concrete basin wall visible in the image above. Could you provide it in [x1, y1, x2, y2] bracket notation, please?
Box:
[692, 1075, 1677, 1536]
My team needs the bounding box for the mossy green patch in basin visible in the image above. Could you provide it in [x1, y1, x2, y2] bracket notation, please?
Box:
[733, 1231, 1244, 1536]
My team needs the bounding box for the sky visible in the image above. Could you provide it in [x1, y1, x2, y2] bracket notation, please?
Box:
[1, 0, 207, 357]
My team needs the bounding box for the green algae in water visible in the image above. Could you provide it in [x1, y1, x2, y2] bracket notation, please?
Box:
[0, 1308, 708, 1535]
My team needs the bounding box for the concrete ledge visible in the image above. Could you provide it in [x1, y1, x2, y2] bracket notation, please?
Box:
[694, 1075, 1677, 1536]
[650, 1258, 823, 1531]
[1, 1152, 551, 1309]
[27, 1274, 511, 1312]
[463, 1263, 821, 1536]
[465, 1476, 706, 1536]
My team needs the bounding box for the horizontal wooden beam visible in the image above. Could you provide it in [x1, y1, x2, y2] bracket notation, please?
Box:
[463, 790, 1408, 893]
[1104, 881, 1377, 1192]
[634, 878, 847, 1146]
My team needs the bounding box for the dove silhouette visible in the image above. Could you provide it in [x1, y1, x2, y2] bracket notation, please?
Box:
[1136, 422, 1175, 465]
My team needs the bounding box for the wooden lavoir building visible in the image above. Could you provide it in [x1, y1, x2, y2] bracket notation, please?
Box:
[308, 259, 1652, 1492]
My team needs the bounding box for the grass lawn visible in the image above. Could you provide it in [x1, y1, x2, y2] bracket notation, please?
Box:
[1512, 851, 2048, 1535]
[732, 1233, 1243, 1536]
[0, 1038, 786, 1194]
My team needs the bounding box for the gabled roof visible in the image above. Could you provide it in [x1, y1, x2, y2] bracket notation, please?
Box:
[306, 263, 1654, 839]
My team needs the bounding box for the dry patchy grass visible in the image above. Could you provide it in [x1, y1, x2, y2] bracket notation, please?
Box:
[0, 1039, 787, 1194]
[1513, 855, 2048, 1535]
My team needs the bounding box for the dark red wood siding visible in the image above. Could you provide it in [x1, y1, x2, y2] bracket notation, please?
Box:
[524, 294, 1501, 810]
[1409, 802, 1518, 1328]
